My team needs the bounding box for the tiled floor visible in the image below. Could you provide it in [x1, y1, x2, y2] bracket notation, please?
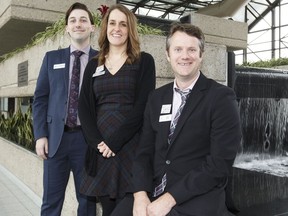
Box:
[0, 165, 40, 216]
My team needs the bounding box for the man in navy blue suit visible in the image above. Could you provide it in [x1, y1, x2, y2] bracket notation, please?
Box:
[32, 3, 97, 215]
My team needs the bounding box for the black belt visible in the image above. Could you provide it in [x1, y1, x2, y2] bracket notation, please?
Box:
[64, 125, 82, 132]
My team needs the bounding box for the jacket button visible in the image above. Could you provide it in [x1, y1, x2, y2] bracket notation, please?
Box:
[166, 160, 171, 165]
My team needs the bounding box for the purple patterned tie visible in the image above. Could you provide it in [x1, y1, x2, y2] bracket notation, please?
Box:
[66, 50, 83, 127]
[168, 88, 191, 144]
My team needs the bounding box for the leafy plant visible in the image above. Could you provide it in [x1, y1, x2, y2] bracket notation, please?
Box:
[137, 23, 163, 35]
[241, 57, 288, 68]
[0, 106, 34, 151]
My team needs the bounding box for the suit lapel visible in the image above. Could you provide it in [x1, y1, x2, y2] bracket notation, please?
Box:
[159, 83, 174, 146]
[88, 48, 97, 60]
[168, 73, 209, 147]
[63, 47, 71, 93]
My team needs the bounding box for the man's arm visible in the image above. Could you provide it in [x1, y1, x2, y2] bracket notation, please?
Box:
[147, 192, 176, 216]
[32, 53, 50, 141]
[132, 93, 156, 193]
[35, 137, 48, 159]
[133, 191, 151, 216]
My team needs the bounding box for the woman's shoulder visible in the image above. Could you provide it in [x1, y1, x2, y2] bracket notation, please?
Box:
[139, 51, 155, 65]
[86, 58, 98, 72]
[140, 51, 154, 60]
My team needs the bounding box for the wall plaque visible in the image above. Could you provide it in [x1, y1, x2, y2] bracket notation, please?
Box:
[18, 60, 28, 87]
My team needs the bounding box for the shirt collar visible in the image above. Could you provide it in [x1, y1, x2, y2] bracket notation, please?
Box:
[70, 45, 90, 55]
[173, 71, 200, 93]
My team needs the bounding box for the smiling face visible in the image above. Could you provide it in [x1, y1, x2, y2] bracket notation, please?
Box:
[166, 31, 203, 83]
[66, 9, 95, 47]
[106, 9, 128, 48]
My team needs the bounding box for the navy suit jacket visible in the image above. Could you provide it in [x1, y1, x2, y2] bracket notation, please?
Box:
[33, 47, 97, 157]
[133, 72, 242, 215]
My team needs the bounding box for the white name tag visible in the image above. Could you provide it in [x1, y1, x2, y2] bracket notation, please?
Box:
[159, 114, 172, 122]
[161, 104, 171, 114]
[53, 63, 65, 69]
[92, 65, 105, 77]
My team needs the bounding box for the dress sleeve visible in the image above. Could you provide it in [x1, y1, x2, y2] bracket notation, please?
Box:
[106, 52, 156, 153]
[78, 59, 104, 150]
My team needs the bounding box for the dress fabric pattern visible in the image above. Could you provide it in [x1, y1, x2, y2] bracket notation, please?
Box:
[80, 64, 139, 199]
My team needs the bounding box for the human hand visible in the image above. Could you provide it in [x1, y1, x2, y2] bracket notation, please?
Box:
[133, 191, 151, 216]
[35, 137, 48, 159]
[147, 192, 176, 216]
[97, 141, 115, 158]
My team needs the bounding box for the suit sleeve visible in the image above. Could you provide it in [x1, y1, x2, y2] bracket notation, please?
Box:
[105, 53, 156, 153]
[32, 53, 50, 140]
[168, 86, 242, 204]
[132, 93, 156, 193]
[78, 59, 104, 150]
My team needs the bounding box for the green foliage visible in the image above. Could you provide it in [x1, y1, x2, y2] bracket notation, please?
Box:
[1, 17, 66, 62]
[0, 106, 34, 151]
[0, 12, 163, 62]
[241, 57, 288, 68]
[32, 17, 66, 45]
[137, 23, 163, 35]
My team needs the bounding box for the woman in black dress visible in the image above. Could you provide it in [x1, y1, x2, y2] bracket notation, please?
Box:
[78, 4, 156, 216]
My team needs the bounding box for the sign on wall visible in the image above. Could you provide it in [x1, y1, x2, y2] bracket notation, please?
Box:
[18, 61, 28, 87]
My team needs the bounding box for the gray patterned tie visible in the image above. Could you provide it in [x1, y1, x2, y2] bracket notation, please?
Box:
[66, 50, 83, 127]
[168, 88, 191, 144]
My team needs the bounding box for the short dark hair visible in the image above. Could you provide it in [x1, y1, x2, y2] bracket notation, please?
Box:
[166, 23, 205, 56]
[65, 2, 94, 25]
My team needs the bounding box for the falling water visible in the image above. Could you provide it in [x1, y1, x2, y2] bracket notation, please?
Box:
[230, 67, 288, 209]
[233, 67, 288, 165]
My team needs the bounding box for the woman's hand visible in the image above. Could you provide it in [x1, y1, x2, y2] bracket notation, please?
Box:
[97, 141, 115, 158]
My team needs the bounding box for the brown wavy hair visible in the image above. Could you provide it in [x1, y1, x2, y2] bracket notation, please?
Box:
[97, 4, 140, 65]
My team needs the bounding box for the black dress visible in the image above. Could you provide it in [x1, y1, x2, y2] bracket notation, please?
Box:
[79, 52, 156, 199]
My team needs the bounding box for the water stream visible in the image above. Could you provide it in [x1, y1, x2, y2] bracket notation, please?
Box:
[233, 67, 288, 162]
[231, 67, 288, 209]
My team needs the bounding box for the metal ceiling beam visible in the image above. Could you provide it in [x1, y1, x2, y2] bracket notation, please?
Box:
[197, 0, 250, 17]
[130, 0, 150, 13]
[248, 0, 281, 31]
[160, 2, 186, 18]
[159, 0, 201, 18]
[118, 0, 211, 16]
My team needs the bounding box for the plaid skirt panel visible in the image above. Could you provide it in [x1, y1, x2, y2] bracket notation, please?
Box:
[80, 133, 139, 199]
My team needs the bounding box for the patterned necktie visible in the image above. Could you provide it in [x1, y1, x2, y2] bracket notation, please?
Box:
[168, 88, 191, 144]
[66, 50, 83, 127]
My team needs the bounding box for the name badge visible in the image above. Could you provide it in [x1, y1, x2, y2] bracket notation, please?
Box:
[92, 65, 105, 77]
[159, 114, 172, 122]
[161, 104, 171, 114]
[53, 63, 65, 69]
